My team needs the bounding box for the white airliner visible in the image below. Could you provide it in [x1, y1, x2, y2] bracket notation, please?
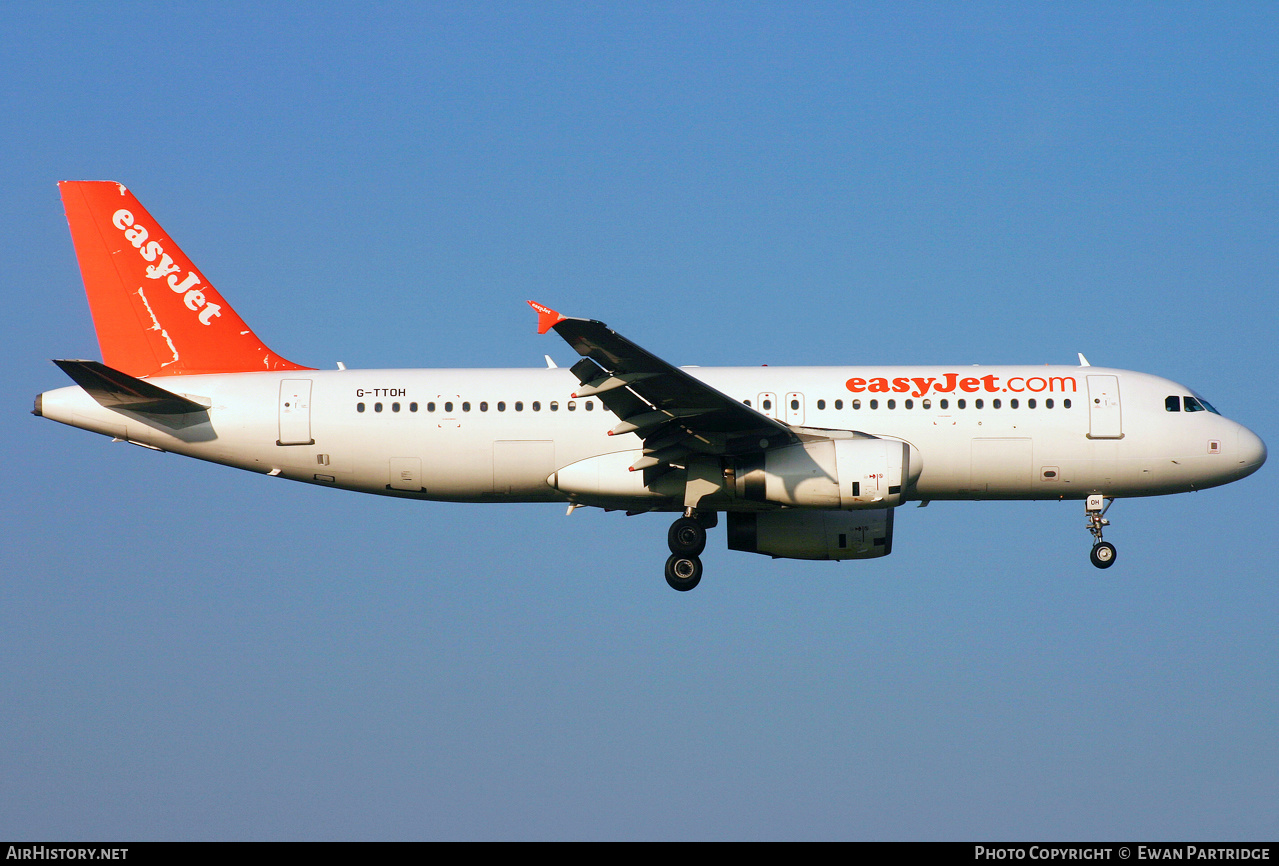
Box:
[36, 182, 1267, 590]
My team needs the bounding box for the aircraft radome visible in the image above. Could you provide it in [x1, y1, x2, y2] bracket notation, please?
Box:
[35, 182, 1267, 590]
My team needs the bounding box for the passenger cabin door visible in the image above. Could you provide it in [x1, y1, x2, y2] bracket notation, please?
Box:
[278, 379, 314, 445]
[1086, 375, 1123, 439]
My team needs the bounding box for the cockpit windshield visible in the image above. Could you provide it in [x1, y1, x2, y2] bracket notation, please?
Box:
[1165, 394, 1220, 415]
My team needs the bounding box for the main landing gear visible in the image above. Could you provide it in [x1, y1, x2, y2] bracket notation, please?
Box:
[1086, 494, 1117, 569]
[665, 511, 714, 591]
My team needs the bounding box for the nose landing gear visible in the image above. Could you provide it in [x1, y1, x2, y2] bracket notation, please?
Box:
[1086, 494, 1117, 569]
[664, 510, 714, 591]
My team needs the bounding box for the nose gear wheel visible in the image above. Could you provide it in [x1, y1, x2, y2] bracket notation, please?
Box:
[1085, 495, 1117, 569]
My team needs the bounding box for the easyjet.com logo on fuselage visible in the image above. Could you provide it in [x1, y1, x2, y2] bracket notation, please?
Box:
[846, 373, 1077, 398]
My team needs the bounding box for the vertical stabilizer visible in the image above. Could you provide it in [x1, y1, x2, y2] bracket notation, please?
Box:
[58, 181, 311, 377]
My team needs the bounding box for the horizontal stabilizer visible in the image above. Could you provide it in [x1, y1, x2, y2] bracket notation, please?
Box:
[53, 359, 210, 415]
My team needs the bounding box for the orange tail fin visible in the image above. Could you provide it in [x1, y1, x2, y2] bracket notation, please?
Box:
[59, 181, 311, 377]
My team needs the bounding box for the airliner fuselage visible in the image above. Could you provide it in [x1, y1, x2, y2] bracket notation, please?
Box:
[39, 364, 1263, 503]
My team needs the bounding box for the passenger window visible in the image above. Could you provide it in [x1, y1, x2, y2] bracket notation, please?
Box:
[392, 402, 400, 412]
[887, 399, 896, 409]
[375, 402, 383, 413]
[480, 402, 488, 412]
[905, 399, 913, 409]
[462, 402, 471, 412]
[427, 402, 436, 412]
[817, 399, 826, 410]
[567, 401, 576, 411]
[357, 402, 365, 413]
[498, 401, 506, 411]
[762, 399, 772, 411]
[586, 401, 594, 411]
[790, 399, 799, 411]
[1166, 396, 1181, 412]
[870, 400, 879, 410]
[922, 399, 931, 409]
[1184, 396, 1205, 412]
[410, 402, 418, 412]
[958, 399, 966, 409]
[1045, 398, 1054, 409]
[1027, 398, 1035, 409]
[743, 399, 751, 407]
[835, 399, 843, 410]
[444, 402, 453, 413]
[550, 401, 558, 411]
[1063, 399, 1072, 409]
[851, 400, 861, 410]
[940, 399, 949, 410]
[532, 402, 541, 411]
[992, 399, 1001, 409]
[1010, 399, 1018, 409]
[515, 402, 523, 411]
[975, 399, 984, 409]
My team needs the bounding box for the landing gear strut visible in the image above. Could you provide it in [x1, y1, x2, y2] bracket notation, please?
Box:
[664, 510, 715, 591]
[1086, 494, 1117, 569]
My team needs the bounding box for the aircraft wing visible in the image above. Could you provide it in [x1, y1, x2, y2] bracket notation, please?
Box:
[530, 302, 798, 473]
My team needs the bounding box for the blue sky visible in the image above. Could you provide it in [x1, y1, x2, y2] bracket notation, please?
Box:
[2, 2, 1276, 840]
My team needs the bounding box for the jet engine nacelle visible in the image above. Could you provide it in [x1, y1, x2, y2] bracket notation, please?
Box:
[735, 437, 916, 509]
[727, 508, 894, 560]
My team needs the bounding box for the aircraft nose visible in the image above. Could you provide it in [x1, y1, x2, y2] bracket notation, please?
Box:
[1236, 425, 1267, 477]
